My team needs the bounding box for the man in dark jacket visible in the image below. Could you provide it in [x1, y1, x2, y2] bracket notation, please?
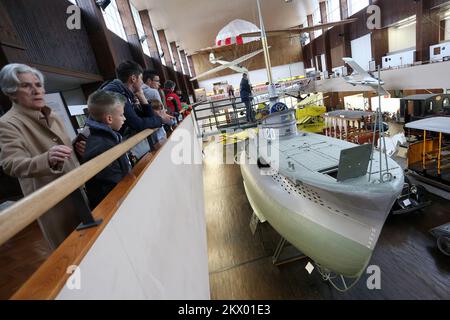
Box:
[239, 73, 255, 122]
[100, 61, 174, 136]
[82, 91, 132, 208]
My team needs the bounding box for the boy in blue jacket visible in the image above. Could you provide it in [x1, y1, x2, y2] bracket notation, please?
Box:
[83, 91, 132, 208]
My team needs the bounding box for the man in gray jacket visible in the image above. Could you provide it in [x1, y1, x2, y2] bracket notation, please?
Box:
[142, 70, 164, 108]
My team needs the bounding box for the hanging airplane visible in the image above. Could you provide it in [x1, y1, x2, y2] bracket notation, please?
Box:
[189, 18, 358, 81]
[190, 48, 266, 81]
[342, 57, 390, 96]
[240, 18, 358, 38]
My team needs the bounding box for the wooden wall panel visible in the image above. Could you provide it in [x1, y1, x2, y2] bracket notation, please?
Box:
[157, 30, 173, 69]
[144, 56, 155, 71]
[330, 43, 345, 68]
[161, 65, 170, 84]
[77, 0, 117, 79]
[139, 10, 160, 61]
[314, 35, 325, 55]
[2, 0, 99, 75]
[150, 57, 167, 83]
[187, 56, 197, 78]
[109, 32, 134, 66]
[191, 36, 302, 80]
[429, 0, 450, 9]
[374, 0, 416, 28]
[371, 27, 389, 67]
[179, 50, 190, 76]
[116, 0, 147, 69]
[416, 0, 440, 62]
[347, 9, 371, 41]
[170, 42, 182, 73]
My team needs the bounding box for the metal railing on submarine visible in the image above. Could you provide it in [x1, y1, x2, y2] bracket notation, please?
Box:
[191, 96, 266, 138]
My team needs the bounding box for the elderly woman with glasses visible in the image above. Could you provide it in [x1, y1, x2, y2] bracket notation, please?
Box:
[0, 63, 84, 249]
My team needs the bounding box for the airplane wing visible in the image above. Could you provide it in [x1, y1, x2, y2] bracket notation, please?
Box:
[241, 18, 357, 38]
[190, 64, 230, 81]
[229, 48, 265, 65]
[192, 45, 222, 55]
[227, 65, 249, 73]
[190, 49, 265, 81]
[342, 57, 370, 77]
[368, 84, 390, 96]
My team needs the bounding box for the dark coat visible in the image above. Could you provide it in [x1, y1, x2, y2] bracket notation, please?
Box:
[100, 79, 162, 135]
[239, 77, 252, 101]
[82, 119, 132, 208]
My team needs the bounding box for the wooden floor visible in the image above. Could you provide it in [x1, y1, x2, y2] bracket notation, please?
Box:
[203, 141, 450, 300]
[0, 222, 51, 299]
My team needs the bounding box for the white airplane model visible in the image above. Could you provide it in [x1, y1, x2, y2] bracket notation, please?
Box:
[190, 48, 266, 81]
[342, 57, 389, 96]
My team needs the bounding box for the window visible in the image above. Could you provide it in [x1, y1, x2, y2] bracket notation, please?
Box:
[167, 39, 177, 71]
[131, 4, 150, 56]
[302, 18, 310, 45]
[312, 0, 322, 38]
[348, 0, 369, 16]
[327, 0, 341, 22]
[101, 0, 127, 41]
[153, 27, 166, 66]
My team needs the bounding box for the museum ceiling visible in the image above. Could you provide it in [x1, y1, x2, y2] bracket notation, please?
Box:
[133, 0, 315, 55]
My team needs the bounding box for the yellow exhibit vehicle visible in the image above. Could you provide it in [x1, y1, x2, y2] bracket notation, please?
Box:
[296, 105, 326, 133]
[405, 117, 450, 192]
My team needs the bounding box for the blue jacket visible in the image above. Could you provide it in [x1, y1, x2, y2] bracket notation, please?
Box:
[82, 119, 132, 208]
[100, 79, 162, 135]
[239, 78, 252, 101]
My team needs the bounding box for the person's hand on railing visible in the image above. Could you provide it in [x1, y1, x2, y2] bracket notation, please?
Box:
[74, 140, 86, 158]
[156, 109, 176, 126]
[48, 145, 72, 168]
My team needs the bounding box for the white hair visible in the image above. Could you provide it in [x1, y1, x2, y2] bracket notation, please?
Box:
[0, 63, 45, 95]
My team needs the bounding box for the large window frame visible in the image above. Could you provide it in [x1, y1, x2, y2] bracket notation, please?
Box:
[348, 0, 369, 17]
[327, 0, 341, 22]
[312, 0, 322, 38]
[101, 0, 127, 41]
[131, 4, 151, 57]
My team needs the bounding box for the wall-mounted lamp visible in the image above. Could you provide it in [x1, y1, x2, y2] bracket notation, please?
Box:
[139, 35, 148, 43]
[95, 0, 111, 10]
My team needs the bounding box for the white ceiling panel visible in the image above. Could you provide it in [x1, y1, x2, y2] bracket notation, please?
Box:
[132, 0, 316, 55]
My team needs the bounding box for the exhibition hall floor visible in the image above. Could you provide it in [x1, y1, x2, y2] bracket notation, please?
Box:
[203, 141, 450, 300]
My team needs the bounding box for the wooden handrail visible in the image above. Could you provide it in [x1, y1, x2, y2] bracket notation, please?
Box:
[9, 117, 188, 300]
[0, 128, 155, 247]
[12, 151, 160, 299]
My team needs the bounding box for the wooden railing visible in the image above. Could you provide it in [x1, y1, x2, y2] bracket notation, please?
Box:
[12, 148, 164, 299]
[0, 129, 154, 248]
